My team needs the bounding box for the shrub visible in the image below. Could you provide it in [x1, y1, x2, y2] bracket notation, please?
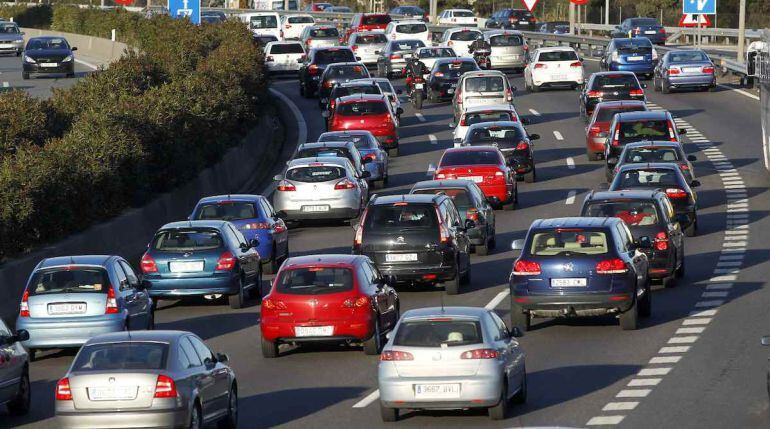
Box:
[0, 91, 54, 156]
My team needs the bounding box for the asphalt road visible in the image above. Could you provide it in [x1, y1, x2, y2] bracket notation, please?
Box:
[0, 54, 91, 99]
[4, 56, 768, 429]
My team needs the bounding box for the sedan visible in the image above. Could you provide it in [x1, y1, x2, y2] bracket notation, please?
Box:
[413, 46, 457, 76]
[460, 121, 539, 183]
[326, 94, 401, 156]
[451, 104, 523, 143]
[585, 100, 649, 161]
[613, 141, 697, 183]
[0, 22, 24, 56]
[376, 39, 426, 79]
[579, 72, 646, 120]
[378, 306, 526, 421]
[0, 320, 30, 416]
[654, 49, 716, 93]
[55, 331, 237, 429]
[23, 36, 77, 79]
[317, 62, 370, 106]
[300, 25, 341, 50]
[318, 130, 390, 187]
[427, 57, 480, 102]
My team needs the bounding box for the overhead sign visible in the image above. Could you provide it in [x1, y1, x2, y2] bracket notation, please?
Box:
[679, 13, 712, 27]
[520, 0, 539, 12]
[683, 0, 716, 15]
[168, 0, 201, 25]
[570, 0, 589, 5]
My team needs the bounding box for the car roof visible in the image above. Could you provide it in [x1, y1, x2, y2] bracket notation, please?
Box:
[402, 306, 487, 320]
[84, 330, 192, 345]
[282, 254, 363, 268]
[372, 193, 443, 205]
[309, 46, 352, 54]
[412, 179, 475, 190]
[622, 141, 681, 149]
[320, 130, 376, 137]
[592, 71, 637, 77]
[466, 120, 521, 129]
[197, 194, 263, 204]
[288, 156, 352, 168]
[337, 94, 388, 103]
[299, 141, 355, 150]
[461, 70, 507, 78]
[445, 145, 501, 153]
[595, 100, 648, 109]
[585, 190, 663, 202]
[435, 57, 476, 65]
[445, 27, 481, 33]
[29, 36, 68, 41]
[39, 255, 115, 269]
[463, 104, 517, 114]
[326, 61, 366, 68]
[161, 220, 229, 230]
[393, 20, 427, 25]
[537, 46, 577, 53]
[531, 217, 620, 229]
[265, 41, 303, 47]
[389, 38, 425, 45]
[352, 31, 387, 37]
[614, 111, 670, 121]
[336, 80, 381, 88]
[445, 8, 473, 12]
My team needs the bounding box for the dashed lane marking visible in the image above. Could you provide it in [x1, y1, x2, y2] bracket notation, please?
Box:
[429, 134, 438, 144]
[485, 290, 511, 310]
[566, 157, 575, 169]
[352, 390, 380, 408]
[415, 112, 426, 122]
[565, 190, 577, 205]
[553, 131, 564, 140]
[529, 108, 541, 117]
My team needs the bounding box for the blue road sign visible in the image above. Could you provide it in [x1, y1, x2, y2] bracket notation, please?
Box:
[168, 0, 201, 25]
[683, 0, 716, 15]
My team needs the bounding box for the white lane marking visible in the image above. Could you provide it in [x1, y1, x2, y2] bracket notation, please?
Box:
[660, 346, 691, 353]
[485, 290, 510, 310]
[264, 88, 308, 197]
[74, 58, 99, 70]
[683, 318, 712, 326]
[676, 327, 706, 334]
[617, 389, 651, 398]
[638, 368, 671, 377]
[690, 309, 718, 317]
[553, 131, 564, 141]
[565, 190, 576, 205]
[352, 390, 380, 408]
[566, 157, 575, 169]
[668, 336, 698, 344]
[603, 402, 639, 411]
[628, 378, 661, 387]
[429, 134, 438, 144]
[529, 108, 541, 116]
[650, 356, 681, 364]
[717, 84, 760, 101]
[587, 416, 625, 426]
[415, 112, 426, 122]
[695, 300, 725, 308]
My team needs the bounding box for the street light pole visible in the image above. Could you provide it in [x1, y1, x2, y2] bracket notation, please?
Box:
[569, 1, 575, 35]
[737, 0, 747, 63]
[605, 0, 609, 25]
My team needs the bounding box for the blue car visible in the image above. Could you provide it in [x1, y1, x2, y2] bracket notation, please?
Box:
[653, 49, 716, 93]
[509, 217, 651, 331]
[601, 37, 657, 78]
[141, 220, 262, 309]
[190, 194, 289, 274]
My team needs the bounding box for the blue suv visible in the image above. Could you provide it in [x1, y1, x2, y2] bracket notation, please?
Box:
[509, 217, 651, 331]
[601, 37, 657, 78]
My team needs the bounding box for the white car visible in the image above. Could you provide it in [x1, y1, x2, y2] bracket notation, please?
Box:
[451, 103, 522, 145]
[439, 27, 483, 59]
[524, 47, 585, 92]
[437, 9, 477, 26]
[348, 31, 388, 65]
[413, 46, 457, 77]
[383, 20, 430, 45]
[280, 14, 315, 40]
[264, 41, 305, 73]
[240, 12, 282, 40]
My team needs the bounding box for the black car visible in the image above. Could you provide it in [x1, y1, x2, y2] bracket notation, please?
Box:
[539, 21, 570, 34]
[22, 36, 77, 80]
[317, 62, 371, 105]
[299, 47, 358, 98]
[376, 39, 426, 79]
[253, 34, 279, 46]
[579, 71, 646, 120]
[410, 179, 496, 255]
[604, 110, 686, 171]
[581, 190, 685, 287]
[486, 9, 537, 31]
[353, 194, 473, 295]
[461, 121, 539, 183]
[427, 57, 480, 102]
[612, 17, 666, 45]
[321, 80, 381, 112]
[613, 141, 697, 183]
[389, 5, 428, 21]
[609, 163, 700, 236]
[510, 217, 651, 331]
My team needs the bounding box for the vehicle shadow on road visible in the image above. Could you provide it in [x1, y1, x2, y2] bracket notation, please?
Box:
[239, 386, 369, 428]
[515, 188, 591, 211]
[667, 108, 705, 119]
[535, 164, 601, 182]
[0, 379, 58, 426]
[155, 310, 259, 340]
[694, 187, 768, 211]
[527, 110, 580, 124]
[535, 146, 588, 164]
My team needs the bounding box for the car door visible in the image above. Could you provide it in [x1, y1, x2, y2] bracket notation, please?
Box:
[180, 337, 216, 419]
[661, 197, 684, 260]
[228, 224, 259, 281]
[364, 261, 394, 328]
[618, 223, 646, 284]
[113, 262, 141, 330]
[472, 183, 494, 236]
[370, 261, 399, 328]
[489, 311, 524, 390]
[261, 198, 288, 254]
[118, 260, 150, 329]
[0, 320, 20, 404]
[445, 200, 471, 269]
[189, 335, 230, 419]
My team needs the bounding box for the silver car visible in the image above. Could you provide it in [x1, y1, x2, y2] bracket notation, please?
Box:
[273, 157, 368, 222]
[318, 130, 390, 187]
[452, 70, 515, 124]
[484, 30, 527, 71]
[378, 306, 526, 421]
[0, 22, 24, 56]
[376, 39, 426, 78]
[55, 330, 237, 429]
[347, 31, 388, 65]
[16, 255, 154, 360]
[0, 320, 30, 416]
[300, 25, 341, 50]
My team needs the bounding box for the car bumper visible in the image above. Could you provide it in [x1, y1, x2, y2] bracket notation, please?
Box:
[532, 73, 584, 86]
[261, 316, 374, 342]
[635, 34, 666, 44]
[276, 206, 360, 221]
[490, 54, 525, 69]
[375, 262, 457, 283]
[18, 314, 126, 349]
[467, 226, 488, 245]
[510, 286, 636, 316]
[587, 136, 607, 154]
[274, 193, 361, 221]
[23, 62, 74, 74]
[57, 404, 187, 429]
[667, 75, 716, 87]
[375, 134, 399, 149]
[267, 62, 301, 73]
[478, 183, 514, 204]
[609, 63, 655, 74]
[146, 274, 239, 298]
[430, 81, 458, 98]
[0, 43, 22, 54]
[379, 371, 503, 409]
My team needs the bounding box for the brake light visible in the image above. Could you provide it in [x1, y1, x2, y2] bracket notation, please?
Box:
[262, 298, 287, 310]
[680, 163, 690, 171]
[323, 80, 333, 88]
[55, 378, 72, 401]
[141, 253, 158, 273]
[154, 375, 178, 398]
[516, 141, 529, 151]
[266, 55, 274, 62]
[459, 116, 467, 126]
[612, 123, 621, 146]
[505, 87, 513, 102]
[534, 63, 546, 69]
[589, 126, 601, 134]
[665, 188, 688, 199]
[354, 209, 368, 245]
[587, 90, 602, 98]
[596, 258, 628, 274]
[363, 152, 377, 162]
[434, 71, 445, 77]
[460, 348, 499, 359]
[466, 207, 479, 221]
[19, 290, 29, 317]
[655, 231, 668, 251]
[629, 89, 644, 96]
[305, 37, 313, 47]
[389, 54, 401, 60]
[667, 67, 681, 75]
[308, 63, 319, 75]
[381, 350, 414, 361]
[702, 66, 715, 74]
[508, 16, 516, 23]
[455, 87, 462, 104]
[334, 178, 357, 190]
[513, 260, 541, 275]
[668, 122, 677, 141]
[105, 285, 119, 314]
[570, 61, 582, 68]
[215, 251, 236, 271]
[435, 207, 450, 243]
[343, 296, 370, 308]
[277, 180, 296, 192]
[273, 222, 287, 233]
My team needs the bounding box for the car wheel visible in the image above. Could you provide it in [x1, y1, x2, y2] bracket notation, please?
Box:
[261, 336, 279, 358]
[380, 401, 399, 422]
[363, 319, 382, 355]
[299, 82, 305, 96]
[531, 83, 540, 93]
[189, 403, 203, 429]
[512, 370, 527, 404]
[684, 221, 697, 237]
[444, 272, 460, 295]
[676, 255, 685, 278]
[708, 85, 717, 92]
[619, 299, 638, 330]
[461, 261, 471, 284]
[586, 149, 600, 161]
[387, 147, 398, 157]
[523, 168, 536, 183]
[489, 232, 497, 250]
[653, 77, 660, 92]
[27, 349, 36, 362]
[218, 386, 238, 429]
[7, 370, 30, 416]
[476, 239, 489, 256]
[263, 247, 279, 275]
[228, 277, 245, 309]
[510, 302, 530, 332]
[661, 79, 671, 94]
[487, 382, 509, 420]
[639, 281, 652, 317]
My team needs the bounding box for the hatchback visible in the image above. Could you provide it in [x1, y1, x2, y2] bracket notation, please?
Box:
[539, 21, 570, 34]
[510, 217, 651, 331]
[280, 14, 315, 40]
[427, 58, 480, 102]
[189, 194, 289, 275]
[613, 141, 697, 183]
[318, 130, 390, 187]
[321, 80, 383, 116]
[413, 46, 458, 76]
[55, 331, 237, 429]
[347, 31, 388, 65]
[141, 221, 262, 309]
[579, 71, 646, 120]
[345, 13, 392, 43]
[439, 27, 483, 58]
[653, 49, 716, 93]
[17, 255, 154, 359]
[432, 146, 518, 208]
[459, 121, 539, 183]
[484, 30, 527, 71]
[353, 194, 473, 294]
[388, 5, 428, 21]
[376, 39, 426, 79]
[0, 320, 30, 416]
[327, 94, 401, 156]
[601, 37, 658, 78]
[384, 20, 430, 45]
[451, 103, 522, 143]
[524, 46, 584, 91]
[239, 12, 281, 39]
[604, 110, 686, 166]
[486, 8, 537, 31]
[350, 77, 404, 121]
[317, 62, 371, 106]
[378, 307, 526, 421]
[298, 46, 357, 98]
[452, 70, 514, 123]
[260, 254, 400, 357]
[263, 41, 305, 73]
[411, 179, 496, 255]
[0, 22, 24, 56]
[585, 100, 649, 160]
[612, 17, 666, 45]
[300, 25, 341, 51]
[437, 9, 477, 26]
[22, 36, 77, 79]
[294, 141, 369, 184]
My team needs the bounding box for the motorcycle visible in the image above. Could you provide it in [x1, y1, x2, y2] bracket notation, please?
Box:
[404, 59, 427, 110]
[473, 48, 491, 70]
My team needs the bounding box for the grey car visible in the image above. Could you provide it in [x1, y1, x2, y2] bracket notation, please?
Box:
[300, 25, 341, 50]
[16, 255, 154, 360]
[55, 330, 237, 429]
[0, 319, 30, 416]
[376, 39, 426, 79]
[318, 130, 390, 187]
[653, 49, 716, 93]
[378, 306, 526, 421]
[0, 22, 24, 56]
[484, 30, 526, 71]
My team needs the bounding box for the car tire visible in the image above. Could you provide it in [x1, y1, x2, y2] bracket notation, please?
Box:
[523, 169, 536, 183]
[261, 337, 279, 358]
[512, 370, 527, 404]
[461, 262, 471, 285]
[587, 149, 601, 161]
[676, 255, 685, 278]
[22, 72, 29, 80]
[387, 147, 398, 157]
[476, 240, 489, 256]
[363, 319, 382, 355]
[639, 281, 652, 317]
[708, 85, 717, 92]
[66, 72, 75, 78]
[444, 272, 460, 295]
[487, 382, 509, 420]
[218, 386, 238, 429]
[619, 299, 639, 330]
[147, 310, 155, 330]
[531, 83, 540, 93]
[189, 403, 203, 429]
[661, 80, 671, 94]
[228, 277, 245, 309]
[653, 77, 660, 92]
[264, 247, 279, 275]
[380, 402, 399, 422]
[27, 349, 36, 362]
[503, 196, 516, 211]
[7, 370, 30, 416]
[510, 302, 530, 332]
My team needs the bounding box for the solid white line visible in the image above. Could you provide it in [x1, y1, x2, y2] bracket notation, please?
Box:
[628, 378, 661, 387]
[75, 58, 99, 70]
[415, 112, 426, 122]
[638, 368, 671, 376]
[717, 84, 760, 101]
[617, 389, 651, 398]
[352, 390, 380, 408]
[587, 416, 625, 425]
[565, 190, 577, 205]
[603, 402, 639, 411]
[553, 131, 564, 141]
[529, 108, 541, 117]
[429, 134, 438, 144]
[659, 346, 691, 353]
[485, 290, 510, 310]
[566, 157, 575, 169]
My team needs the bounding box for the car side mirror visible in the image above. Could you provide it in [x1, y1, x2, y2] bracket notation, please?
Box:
[529, 133, 540, 141]
[396, 107, 404, 116]
[427, 163, 437, 175]
[762, 336, 770, 346]
[8, 329, 30, 345]
[361, 170, 372, 178]
[355, 56, 361, 61]
[614, 25, 621, 29]
[297, 58, 304, 63]
[273, 174, 283, 181]
[678, 128, 688, 135]
[636, 236, 652, 249]
[216, 352, 229, 363]
[321, 110, 330, 118]
[464, 219, 476, 230]
[689, 180, 701, 188]
[374, 50, 380, 55]
[511, 239, 525, 251]
[687, 155, 697, 162]
[383, 274, 397, 286]
[385, 331, 393, 340]
[204, 357, 216, 368]
[249, 238, 259, 248]
[510, 326, 524, 338]
[71, 46, 78, 51]
[606, 157, 618, 166]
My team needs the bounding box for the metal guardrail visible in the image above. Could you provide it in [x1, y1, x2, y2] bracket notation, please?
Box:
[576, 22, 762, 40]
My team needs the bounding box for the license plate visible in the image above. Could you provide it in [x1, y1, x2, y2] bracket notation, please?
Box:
[552, 74, 567, 80]
[295, 326, 333, 337]
[551, 278, 587, 287]
[386, 253, 418, 262]
[88, 386, 137, 401]
[447, 88, 454, 94]
[461, 176, 483, 183]
[627, 56, 644, 62]
[48, 303, 86, 315]
[41, 63, 59, 68]
[683, 67, 701, 73]
[414, 383, 461, 399]
[414, 83, 424, 89]
[169, 261, 204, 273]
[0, 44, 13, 48]
[302, 205, 330, 212]
[644, 30, 656, 34]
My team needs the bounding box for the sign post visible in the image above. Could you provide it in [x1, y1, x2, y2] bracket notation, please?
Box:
[168, 0, 201, 25]
[683, 0, 716, 47]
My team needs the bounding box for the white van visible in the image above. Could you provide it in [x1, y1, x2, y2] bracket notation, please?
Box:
[264, 41, 305, 73]
[384, 20, 430, 45]
[240, 12, 282, 40]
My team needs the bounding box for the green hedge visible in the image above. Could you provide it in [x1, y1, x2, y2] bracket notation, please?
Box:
[0, 9, 269, 259]
[0, 4, 52, 28]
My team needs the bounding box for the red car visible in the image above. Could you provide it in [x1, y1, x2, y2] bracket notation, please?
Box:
[260, 254, 400, 357]
[327, 94, 402, 156]
[306, 2, 332, 11]
[433, 146, 517, 210]
[343, 13, 392, 43]
[585, 100, 648, 161]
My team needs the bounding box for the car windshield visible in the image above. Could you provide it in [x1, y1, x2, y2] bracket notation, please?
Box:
[450, 30, 480, 41]
[394, 319, 483, 347]
[441, 150, 500, 165]
[249, 15, 278, 29]
[595, 105, 646, 122]
[333, 85, 381, 98]
[319, 133, 374, 149]
[202, 16, 224, 24]
[594, 74, 640, 89]
[413, 188, 472, 210]
[194, 202, 258, 221]
[530, 230, 609, 256]
[375, 81, 394, 93]
[325, 64, 368, 79]
[466, 126, 523, 145]
[616, 40, 652, 53]
[276, 267, 353, 295]
[355, 33, 387, 44]
[288, 16, 314, 23]
[315, 49, 355, 64]
[152, 229, 223, 251]
[538, 50, 578, 61]
[365, 204, 438, 230]
[418, 47, 455, 58]
[453, 10, 475, 17]
[0, 24, 19, 34]
[490, 34, 523, 46]
[619, 120, 669, 141]
[391, 40, 425, 51]
[585, 201, 660, 227]
[396, 23, 427, 34]
[270, 43, 304, 54]
[466, 111, 513, 126]
[28, 267, 110, 296]
[27, 38, 68, 50]
[465, 76, 505, 92]
[362, 15, 391, 25]
[286, 165, 345, 182]
[669, 51, 709, 62]
[310, 27, 340, 38]
[616, 169, 681, 188]
[72, 342, 168, 371]
[337, 101, 388, 116]
[436, 61, 478, 74]
[624, 147, 680, 163]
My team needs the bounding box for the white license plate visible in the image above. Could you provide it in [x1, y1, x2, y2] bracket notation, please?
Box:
[295, 326, 334, 337]
[0, 44, 13, 48]
[169, 261, 204, 273]
[552, 74, 567, 80]
[551, 278, 587, 287]
[447, 88, 455, 94]
[40, 63, 59, 68]
[461, 176, 483, 183]
[88, 386, 137, 401]
[644, 30, 657, 34]
[414, 83, 424, 89]
[302, 205, 330, 212]
[414, 383, 461, 399]
[627, 56, 644, 62]
[48, 303, 86, 315]
[683, 67, 702, 73]
[386, 253, 418, 262]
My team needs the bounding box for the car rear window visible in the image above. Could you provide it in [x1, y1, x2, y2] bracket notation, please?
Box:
[466, 126, 523, 145]
[490, 34, 524, 47]
[310, 27, 340, 38]
[288, 16, 314, 24]
[362, 15, 391, 25]
[436, 61, 478, 74]
[450, 30, 481, 41]
[286, 165, 345, 182]
[337, 101, 388, 115]
[391, 40, 425, 51]
[276, 267, 353, 295]
[315, 49, 355, 64]
[298, 147, 351, 162]
[394, 319, 482, 347]
[453, 10, 475, 17]
[355, 33, 387, 44]
[595, 105, 646, 122]
[616, 169, 681, 188]
[270, 43, 304, 54]
[630, 18, 659, 26]
[465, 111, 513, 125]
[418, 47, 455, 58]
[465, 76, 505, 92]
[619, 120, 669, 141]
[396, 23, 427, 34]
[398, 6, 423, 14]
[254, 35, 278, 45]
[669, 51, 709, 62]
[441, 150, 501, 166]
[195, 202, 258, 221]
[538, 50, 578, 61]
[530, 230, 609, 255]
[72, 342, 168, 371]
[28, 267, 110, 296]
[319, 132, 374, 149]
[249, 15, 278, 29]
[593, 74, 640, 89]
[584, 201, 660, 227]
[326, 64, 369, 79]
[365, 204, 438, 230]
[413, 188, 472, 210]
[624, 147, 680, 163]
[152, 229, 223, 252]
[332, 85, 381, 98]
[616, 39, 652, 53]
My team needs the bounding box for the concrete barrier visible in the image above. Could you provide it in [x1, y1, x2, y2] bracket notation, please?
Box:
[21, 27, 129, 68]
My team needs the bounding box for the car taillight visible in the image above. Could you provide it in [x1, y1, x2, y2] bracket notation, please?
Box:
[459, 116, 467, 126]
[513, 260, 541, 275]
[323, 80, 333, 88]
[509, 16, 516, 23]
[570, 61, 582, 68]
[266, 55, 274, 62]
[389, 54, 401, 60]
[354, 208, 368, 246]
[308, 63, 319, 75]
[381, 350, 414, 361]
[277, 180, 296, 191]
[596, 258, 628, 274]
[534, 63, 546, 69]
[652, 48, 658, 61]
[273, 223, 287, 233]
[629, 89, 644, 96]
[56, 378, 72, 401]
[19, 290, 29, 317]
[262, 298, 287, 310]
[305, 37, 313, 47]
[435, 207, 450, 243]
[242, 222, 270, 230]
[667, 67, 681, 75]
[334, 178, 357, 190]
[611, 51, 619, 62]
[680, 163, 690, 171]
[141, 253, 158, 273]
[434, 71, 445, 77]
[455, 88, 463, 104]
[505, 87, 513, 102]
[668, 122, 677, 140]
[589, 126, 601, 134]
[154, 375, 178, 398]
[351, 44, 358, 52]
[343, 296, 370, 308]
[515, 141, 529, 151]
[466, 207, 479, 221]
[215, 251, 236, 271]
[105, 285, 119, 314]
[612, 123, 621, 146]
[655, 231, 668, 251]
[363, 152, 377, 162]
[702, 66, 715, 74]
[665, 188, 688, 199]
[460, 348, 499, 359]
[587, 90, 602, 98]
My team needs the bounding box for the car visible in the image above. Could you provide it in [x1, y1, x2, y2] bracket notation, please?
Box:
[378, 306, 526, 422]
[413, 46, 458, 76]
[604, 110, 686, 167]
[585, 100, 649, 160]
[451, 103, 522, 142]
[141, 221, 262, 308]
[510, 217, 652, 331]
[411, 179, 497, 255]
[0, 22, 24, 56]
[486, 8, 537, 31]
[22, 36, 77, 80]
[201, 10, 226, 24]
[326, 94, 401, 156]
[345, 13, 392, 43]
[0, 320, 30, 416]
[189, 195, 289, 275]
[612, 17, 666, 45]
[376, 39, 426, 79]
[280, 14, 315, 40]
[613, 141, 697, 184]
[484, 30, 527, 71]
[524, 46, 584, 92]
[322, 80, 384, 115]
[459, 121, 538, 183]
[438, 27, 483, 58]
[452, 70, 515, 123]
[579, 71, 646, 119]
[383, 20, 430, 45]
[294, 141, 369, 184]
[16, 255, 154, 359]
[298, 46, 357, 98]
[653, 49, 717, 93]
[317, 62, 371, 103]
[347, 31, 388, 65]
[239, 12, 281, 40]
[351, 77, 403, 121]
[300, 25, 341, 50]
[432, 145, 518, 209]
[263, 41, 305, 73]
[539, 21, 570, 34]
[352, 193, 472, 294]
[437, 9, 477, 26]
[252, 34, 279, 46]
[388, 5, 428, 22]
[427, 57, 480, 102]
[609, 163, 700, 236]
[581, 190, 686, 286]
[260, 254, 400, 357]
[326, 5, 351, 12]
[273, 156, 369, 222]
[54, 331, 237, 429]
[601, 37, 658, 78]
[304, 2, 332, 11]
[319, 130, 389, 187]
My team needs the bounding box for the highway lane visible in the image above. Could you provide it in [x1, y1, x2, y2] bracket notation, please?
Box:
[0, 54, 90, 99]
